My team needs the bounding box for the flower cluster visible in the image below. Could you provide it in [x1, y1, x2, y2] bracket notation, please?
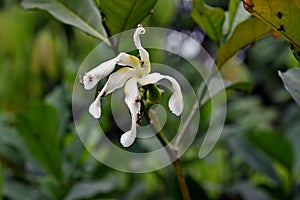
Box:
[80, 25, 183, 147]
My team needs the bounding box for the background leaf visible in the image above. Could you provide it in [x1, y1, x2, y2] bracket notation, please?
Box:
[278, 68, 300, 106]
[216, 17, 271, 67]
[192, 0, 225, 44]
[247, 131, 294, 172]
[100, 0, 157, 35]
[227, 135, 280, 183]
[228, 0, 241, 32]
[64, 175, 120, 200]
[0, 161, 2, 200]
[21, 0, 107, 41]
[16, 103, 63, 180]
[243, 0, 300, 60]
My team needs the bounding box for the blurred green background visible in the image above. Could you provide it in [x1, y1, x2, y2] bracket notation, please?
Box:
[1, 0, 300, 199]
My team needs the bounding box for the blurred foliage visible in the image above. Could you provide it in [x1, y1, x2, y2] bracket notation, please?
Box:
[0, 0, 300, 199]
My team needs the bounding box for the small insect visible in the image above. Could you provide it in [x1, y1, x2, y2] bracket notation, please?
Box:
[277, 12, 283, 19]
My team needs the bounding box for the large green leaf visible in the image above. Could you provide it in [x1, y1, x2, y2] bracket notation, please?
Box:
[216, 17, 271, 68]
[247, 131, 294, 172]
[242, 0, 300, 60]
[227, 136, 280, 183]
[192, 0, 225, 44]
[100, 0, 157, 35]
[16, 103, 62, 179]
[278, 68, 300, 106]
[21, 0, 107, 41]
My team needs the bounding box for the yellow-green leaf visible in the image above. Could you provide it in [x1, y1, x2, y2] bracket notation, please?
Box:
[16, 103, 63, 180]
[21, 0, 107, 41]
[192, 0, 225, 44]
[100, 0, 157, 35]
[216, 17, 271, 68]
[242, 0, 300, 60]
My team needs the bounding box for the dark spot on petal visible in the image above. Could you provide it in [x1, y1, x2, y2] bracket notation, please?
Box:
[101, 91, 106, 97]
[88, 75, 93, 82]
[135, 97, 140, 103]
[136, 112, 142, 124]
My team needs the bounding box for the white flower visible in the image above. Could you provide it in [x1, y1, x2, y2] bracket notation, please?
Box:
[80, 25, 183, 147]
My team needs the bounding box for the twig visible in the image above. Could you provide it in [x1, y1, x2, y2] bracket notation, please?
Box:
[150, 110, 191, 200]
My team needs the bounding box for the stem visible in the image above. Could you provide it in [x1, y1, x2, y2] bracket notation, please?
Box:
[149, 110, 191, 200]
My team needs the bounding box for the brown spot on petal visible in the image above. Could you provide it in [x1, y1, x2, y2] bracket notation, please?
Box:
[88, 75, 93, 82]
[136, 112, 142, 124]
[101, 91, 106, 97]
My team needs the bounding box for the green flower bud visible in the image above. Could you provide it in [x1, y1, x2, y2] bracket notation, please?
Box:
[145, 84, 164, 104]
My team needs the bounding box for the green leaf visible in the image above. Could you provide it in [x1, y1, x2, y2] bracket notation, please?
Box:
[3, 180, 39, 200]
[16, 103, 63, 179]
[64, 175, 121, 200]
[227, 136, 280, 183]
[242, 0, 300, 60]
[228, 0, 241, 31]
[216, 17, 271, 68]
[21, 0, 107, 42]
[278, 68, 300, 106]
[0, 162, 2, 200]
[192, 0, 225, 44]
[100, 0, 157, 35]
[247, 131, 294, 172]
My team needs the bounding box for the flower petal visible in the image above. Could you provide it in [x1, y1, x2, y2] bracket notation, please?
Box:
[99, 67, 133, 97]
[81, 53, 138, 90]
[89, 97, 101, 119]
[120, 78, 140, 147]
[120, 131, 136, 147]
[133, 25, 150, 72]
[117, 54, 140, 68]
[138, 73, 183, 116]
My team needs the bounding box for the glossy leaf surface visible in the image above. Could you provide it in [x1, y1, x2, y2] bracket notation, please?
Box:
[100, 0, 157, 35]
[21, 0, 107, 41]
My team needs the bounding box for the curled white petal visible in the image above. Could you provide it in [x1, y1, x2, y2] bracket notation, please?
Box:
[120, 131, 136, 147]
[133, 25, 146, 50]
[121, 78, 140, 147]
[138, 73, 183, 116]
[133, 25, 150, 70]
[81, 53, 137, 90]
[89, 97, 101, 119]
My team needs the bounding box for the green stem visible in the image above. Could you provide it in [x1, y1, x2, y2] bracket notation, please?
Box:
[149, 110, 191, 200]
